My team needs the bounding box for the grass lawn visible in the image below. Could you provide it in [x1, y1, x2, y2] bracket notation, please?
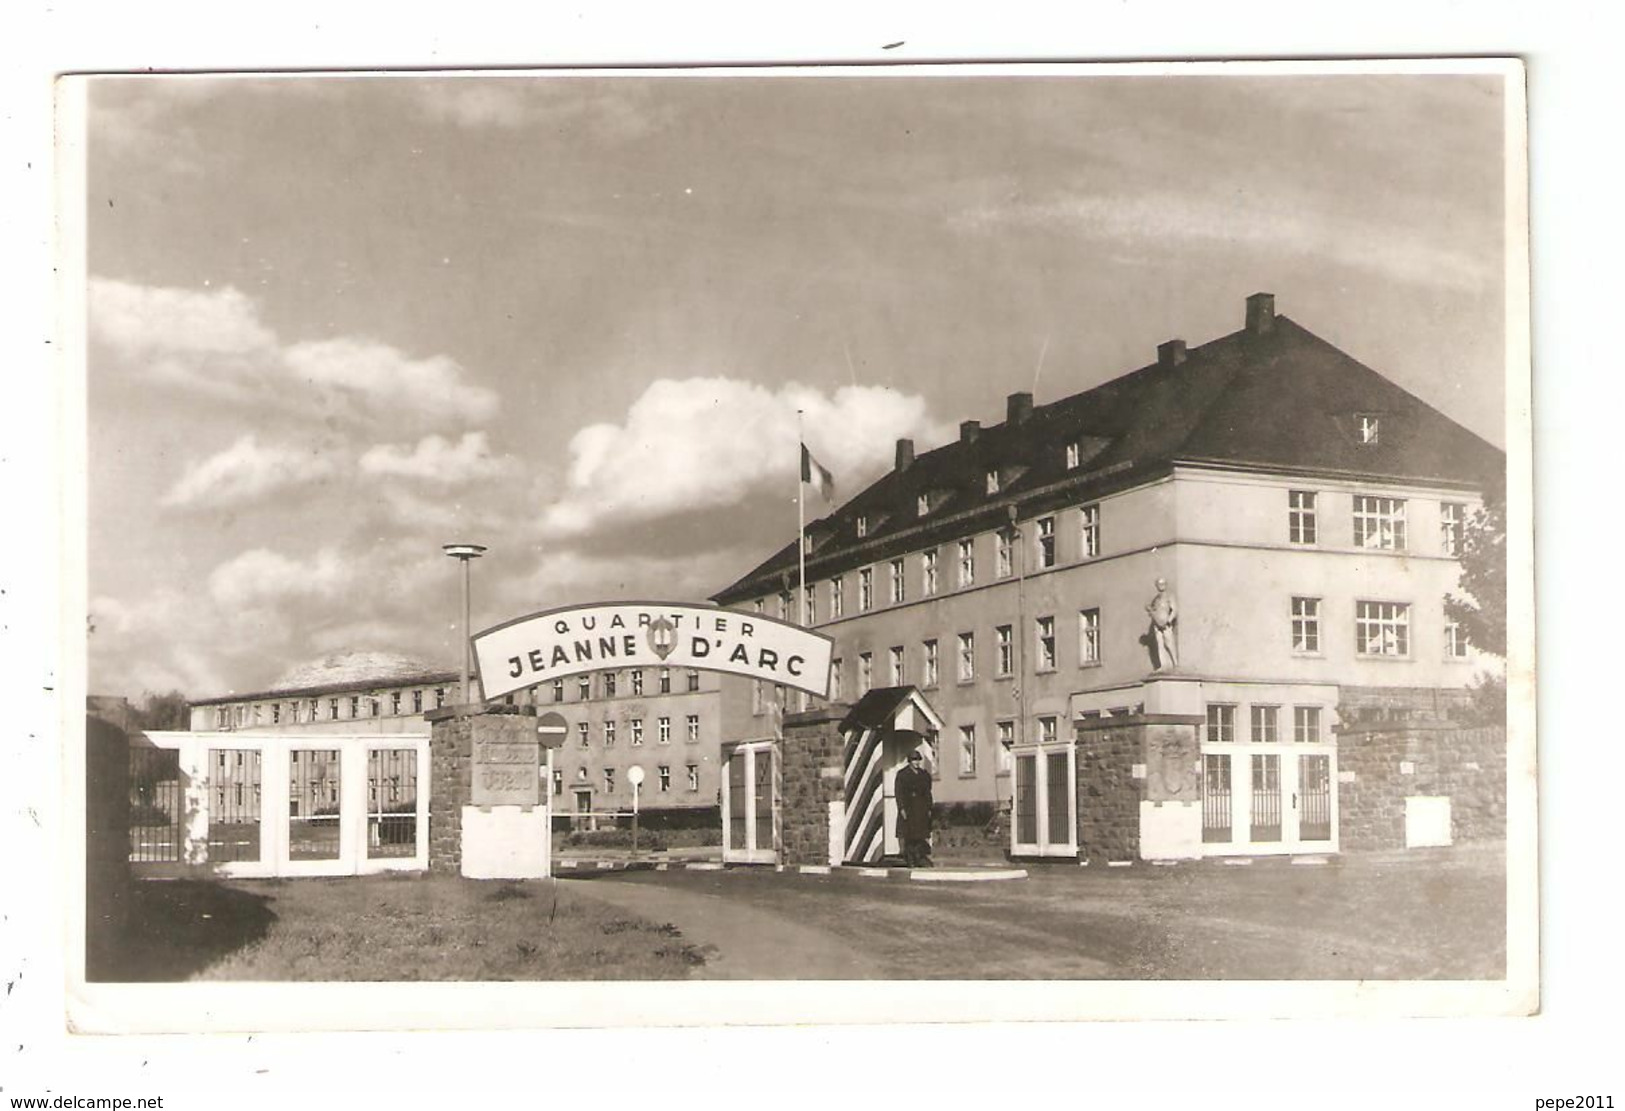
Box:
[100, 873, 708, 982]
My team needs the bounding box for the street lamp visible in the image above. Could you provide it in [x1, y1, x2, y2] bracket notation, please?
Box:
[442, 543, 487, 706]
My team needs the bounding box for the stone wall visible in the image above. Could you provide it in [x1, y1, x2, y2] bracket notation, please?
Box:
[1075, 720, 1142, 863]
[779, 703, 851, 866]
[85, 705, 132, 979]
[1337, 723, 1506, 850]
[427, 710, 474, 873]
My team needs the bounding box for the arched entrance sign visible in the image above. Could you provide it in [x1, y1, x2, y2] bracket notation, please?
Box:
[472, 601, 835, 702]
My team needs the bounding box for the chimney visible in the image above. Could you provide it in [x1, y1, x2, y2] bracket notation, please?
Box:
[895, 437, 915, 472]
[1006, 391, 1033, 425]
[1157, 339, 1187, 369]
[959, 420, 981, 444]
[1245, 292, 1276, 335]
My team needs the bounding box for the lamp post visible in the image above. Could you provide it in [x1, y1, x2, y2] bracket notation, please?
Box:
[442, 543, 487, 706]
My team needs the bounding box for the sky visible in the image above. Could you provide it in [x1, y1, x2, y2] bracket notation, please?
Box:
[81, 69, 1510, 701]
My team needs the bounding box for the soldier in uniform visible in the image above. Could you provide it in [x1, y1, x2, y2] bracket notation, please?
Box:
[895, 748, 935, 868]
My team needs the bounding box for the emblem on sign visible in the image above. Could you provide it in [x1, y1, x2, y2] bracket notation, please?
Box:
[647, 615, 676, 660]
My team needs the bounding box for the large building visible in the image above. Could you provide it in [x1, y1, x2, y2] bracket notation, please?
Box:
[187, 650, 726, 826]
[711, 293, 1503, 856]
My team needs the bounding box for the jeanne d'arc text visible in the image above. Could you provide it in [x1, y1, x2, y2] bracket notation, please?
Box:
[473, 602, 834, 702]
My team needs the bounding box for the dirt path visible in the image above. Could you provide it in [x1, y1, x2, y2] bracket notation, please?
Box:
[559, 875, 887, 980]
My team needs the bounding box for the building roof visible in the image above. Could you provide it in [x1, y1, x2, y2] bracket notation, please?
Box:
[712, 297, 1504, 605]
[190, 650, 459, 707]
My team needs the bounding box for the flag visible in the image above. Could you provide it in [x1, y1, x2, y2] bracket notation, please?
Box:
[801, 443, 835, 503]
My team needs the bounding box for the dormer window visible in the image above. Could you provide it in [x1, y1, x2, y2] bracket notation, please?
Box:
[856, 515, 869, 538]
[917, 493, 930, 517]
[985, 469, 1001, 495]
[1357, 414, 1381, 445]
[1065, 441, 1081, 469]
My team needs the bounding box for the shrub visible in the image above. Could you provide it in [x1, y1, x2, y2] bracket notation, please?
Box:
[562, 828, 669, 852]
[933, 800, 997, 828]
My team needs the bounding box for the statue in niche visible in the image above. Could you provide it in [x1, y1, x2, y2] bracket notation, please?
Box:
[1145, 577, 1179, 671]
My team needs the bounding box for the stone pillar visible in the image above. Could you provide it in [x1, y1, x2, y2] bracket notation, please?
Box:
[1075, 708, 1203, 863]
[85, 704, 132, 979]
[780, 703, 851, 866]
[428, 706, 553, 878]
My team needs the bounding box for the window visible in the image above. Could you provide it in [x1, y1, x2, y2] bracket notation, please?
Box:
[997, 720, 1015, 772]
[686, 764, 700, 792]
[1038, 716, 1058, 745]
[311, 698, 322, 721]
[856, 515, 869, 538]
[1079, 503, 1100, 559]
[604, 720, 617, 747]
[753, 598, 765, 615]
[349, 696, 360, 719]
[370, 698, 381, 717]
[985, 469, 1000, 494]
[578, 676, 591, 701]
[859, 652, 874, 694]
[1293, 706, 1321, 744]
[778, 592, 791, 620]
[1206, 704, 1236, 743]
[831, 576, 845, 618]
[804, 584, 816, 624]
[1356, 600, 1411, 657]
[889, 645, 904, 686]
[1036, 516, 1056, 569]
[1251, 705, 1279, 744]
[686, 714, 700, 742]
[575, 766, 588, 782]
[996, 528, 1015, 578]
[1353, 495, 1407, 551]
[630, 718, 645, 746]
[412, 690, 423, 713]
[660, 668, 672, 694]
[551, 769, 563, 796]
[1078, 608, 1101, 665]
[996, 625, 1014, 676]
[1357, 413, 1381, 444]
[686, 670, 700, 692]
[1292, 596, 1321, 654]
[859, 567, 874, 611]
[917, 493, 930, 517]
[329, 698, 340, 720]
[631, 670, 644, 696]
[658, 716, 671, 745]
[1036, 616, 1056, 670]
[959, 724, 978, 776]
[1445, 617, 1468, 659]
[925, 730, 941, 777]
[1289, 490, 1318, 545]
[922, 550, 938, 596]
[1066, 441, 1081, 469]
[958, 538, 975, 587]
[603, 672, 617, 698]
[922, 639, 939, 687]
[578, 721, 590, 748]
[1441, 502, 1465, 557]
[272, 703, 282, 724]
[957, 632, 975, 682]
[889, 558, 906, 604]
[831, 658, 843, 701]
[603, 768, 616, 793]
[658, 765, 671, 793]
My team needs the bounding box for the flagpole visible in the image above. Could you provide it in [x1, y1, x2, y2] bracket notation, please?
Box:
[797, 409, 807, 628]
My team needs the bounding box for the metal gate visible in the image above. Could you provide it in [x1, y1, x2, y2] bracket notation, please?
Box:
[1200, 741, 1337, 855]
[131, 732, 429, 877]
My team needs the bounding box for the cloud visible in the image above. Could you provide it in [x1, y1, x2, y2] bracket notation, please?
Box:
[359, 431, 514, 484]
[89, 277, 497, 427]
[949, 189, 1493, 292]
[540, 377, 954, 539]
[207, 547, 357, 612]
[161, 434, 338, 509]
[410, 80, 668, 140]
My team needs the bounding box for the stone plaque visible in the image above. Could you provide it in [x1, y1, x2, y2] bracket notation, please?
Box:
[473, 737, 542, 806]
[1144, 725, 1199, 802]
